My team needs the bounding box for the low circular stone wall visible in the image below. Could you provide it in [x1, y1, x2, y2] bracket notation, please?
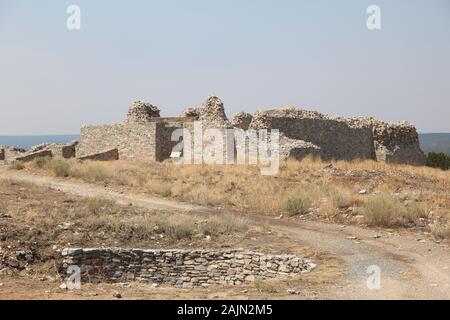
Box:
[61, 248, 316, 288]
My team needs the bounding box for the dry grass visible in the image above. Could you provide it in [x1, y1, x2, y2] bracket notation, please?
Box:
[8, 160, 24, 170]
[362, 194, 427, 227]
[22, 156, 450, 237]
[254, 278, 281, 293]
[285, 192, 312, 216]
[0, 179, 252, 252]
[430, 221, 450, 240]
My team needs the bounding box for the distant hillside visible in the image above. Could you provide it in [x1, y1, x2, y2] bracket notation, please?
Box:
[419, 133, 450, 155]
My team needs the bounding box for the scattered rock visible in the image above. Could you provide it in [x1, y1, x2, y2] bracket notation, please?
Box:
[359, 189, 368, 195]
[287, 288, 300, 295]
[57, 222, 72, 230]
[59, 283, 67, 290]
[112, 291, 122, 299]
[7, 258, 19, 268]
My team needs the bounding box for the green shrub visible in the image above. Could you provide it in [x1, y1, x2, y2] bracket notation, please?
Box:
[285, 193, 312, 216]
[49, 159, 70, 177]
[363, 195, 426, 227]
[33, 156, 51, 168]
[9, 160, 25, 170]
[426, 152, 450, 170]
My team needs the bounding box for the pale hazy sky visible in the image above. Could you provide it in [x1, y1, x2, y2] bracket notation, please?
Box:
[1, 0, 449, 135]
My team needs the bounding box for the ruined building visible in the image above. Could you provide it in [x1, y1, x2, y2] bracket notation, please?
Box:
[0, 96, 424, 165]
[74, 96, 425, 165]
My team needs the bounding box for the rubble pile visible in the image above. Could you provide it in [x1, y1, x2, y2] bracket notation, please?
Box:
[126, 101, 161, 123]
[231, 112, 253, 130]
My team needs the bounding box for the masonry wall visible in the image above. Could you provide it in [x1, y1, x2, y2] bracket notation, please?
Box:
[77, 123, 157, 160]
[372, 122, 425, 165]
[154, 118, 195, 162]
[251, 116, 376, 161]
[61, 248, 315, 287]
[47, 142, 78, 159]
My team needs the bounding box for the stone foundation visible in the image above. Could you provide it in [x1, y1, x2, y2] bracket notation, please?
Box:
[61, 248, 316, 287]
[15, 150, 52, 162]
[78, 148, 119, 161]
[47, 141, 78, 159]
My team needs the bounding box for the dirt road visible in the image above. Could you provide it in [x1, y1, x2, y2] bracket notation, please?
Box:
[1, 167, 449, 299]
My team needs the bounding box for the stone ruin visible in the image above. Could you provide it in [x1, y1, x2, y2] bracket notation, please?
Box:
[245, 106, 425, 164]
[0, 141, 78, 163]
[73, 95, 425, 165]
[231, 112, 253, 130]
[125, 101, 161, 124]
[1, 96, 424, 165]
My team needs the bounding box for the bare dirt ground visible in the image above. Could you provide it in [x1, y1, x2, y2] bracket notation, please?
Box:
[0, 166, 449, 300]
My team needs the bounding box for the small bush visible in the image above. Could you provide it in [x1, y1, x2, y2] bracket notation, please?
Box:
[154, 214, 196, 239]
[9, 160, 25, 170]
[70, 163, 110, 182]
[285, 193, 312, 216]
[87, 197, 114, 215]
[33, 156, 51, 168]
[430, 221, 450, 239]
[49, 159, 70, 177]
[159, 185, 172, 198]
[426, 152, 450, 170]
[254, 278, 280, 293]
[363, 195, 426, 227]
[199, 215, 248, 235]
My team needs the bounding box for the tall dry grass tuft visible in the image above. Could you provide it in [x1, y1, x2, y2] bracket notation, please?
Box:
[9, 160, 25, 170]
[362, 194, 427, 227]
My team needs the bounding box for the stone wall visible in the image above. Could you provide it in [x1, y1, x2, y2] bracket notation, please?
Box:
[249, 107, 376, 161]
[78, 148, 119, 161]
[46, 141, 78, 159]
[15, 150, 52, 162]
[2, 147, 26, 162]
[371, 121, 425, 165]
[76, 123, 157, 161]
[155, 118, 196, 162]
[75, 97, 425, 165]
[61, 248, 315, 287]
